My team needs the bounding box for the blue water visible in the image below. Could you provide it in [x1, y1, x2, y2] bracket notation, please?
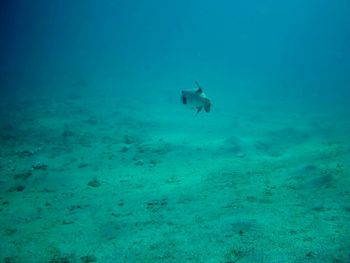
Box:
[1, 1, 350, 262]
[1, 1, 349, 101]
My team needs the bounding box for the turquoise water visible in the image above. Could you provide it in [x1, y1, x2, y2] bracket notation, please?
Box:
[1, 1, 350, 262]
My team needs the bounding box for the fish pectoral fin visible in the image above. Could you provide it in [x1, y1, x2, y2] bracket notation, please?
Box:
[196, 107, 203, 114]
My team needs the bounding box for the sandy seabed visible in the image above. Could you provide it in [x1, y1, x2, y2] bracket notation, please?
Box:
[0, 95, 349, 263]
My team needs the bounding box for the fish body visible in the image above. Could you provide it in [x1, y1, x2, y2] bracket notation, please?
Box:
[181, 82, 211, 114]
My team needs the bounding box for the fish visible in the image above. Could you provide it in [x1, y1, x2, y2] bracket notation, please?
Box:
[181, 81, 212, 114]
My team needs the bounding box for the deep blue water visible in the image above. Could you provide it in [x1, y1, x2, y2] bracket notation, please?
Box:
[1, 0, 349, 105]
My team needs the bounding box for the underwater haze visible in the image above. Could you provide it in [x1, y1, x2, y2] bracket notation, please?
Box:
[1, 0, 350, 262]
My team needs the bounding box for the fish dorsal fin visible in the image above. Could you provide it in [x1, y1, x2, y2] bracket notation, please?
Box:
[195, 81, 203, 94]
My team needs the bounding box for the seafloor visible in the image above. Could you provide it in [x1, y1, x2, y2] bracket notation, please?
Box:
[0, 94, 349, 263]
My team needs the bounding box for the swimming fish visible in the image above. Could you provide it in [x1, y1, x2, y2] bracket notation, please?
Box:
[181, 82, 212, 114]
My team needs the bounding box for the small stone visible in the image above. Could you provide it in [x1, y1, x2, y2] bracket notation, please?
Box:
[88, 178, 101, 188]
[49, 256, 71, 263]
[18, 149, 36, 157]
[305, 252, 314, 258]
[3, 257, 17, 263]
[17, 185, 25, 191]
[336, 163, 343, 168]
[120, 146, 129, 153]
[135, 160, 144, 166]
[8, 185, 25, 192]
[62, 130, 74, 138]
[31, 163, 48, 170]
[4, 228, 17, 236]
[68, 205, 82, 211]
[137, 148, 145, 153]
[87, 116, 98, 125]
[80, 255, 97, 262]
[123, 135, 134, 144]
[312, 204, 325, 212]
[343, 206, 350, 213]
[149, 160, 157, 165]
[62, 220, 75, 225]
[13, 171, 32, 180]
